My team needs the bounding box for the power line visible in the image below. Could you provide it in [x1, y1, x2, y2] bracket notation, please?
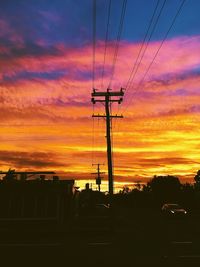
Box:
[101, 0, 112, 89]
[114, 0, 164, 131]
[139, 0, 186, 88]
[92, 0, 96, 90]
[108, 0, 127, 88]
[125, 0, 163, 91]
[122, 0, 186, 114]
[91, 0, 96, 168]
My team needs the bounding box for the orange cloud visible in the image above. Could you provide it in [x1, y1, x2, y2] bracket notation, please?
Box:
[0, 35, 200, 190]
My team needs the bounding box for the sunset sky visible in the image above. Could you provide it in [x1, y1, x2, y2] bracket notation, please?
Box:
[0, 0, 200, 191]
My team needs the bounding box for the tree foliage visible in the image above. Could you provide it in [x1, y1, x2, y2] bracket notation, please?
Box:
[147, 175, 181, 203]
[194, 170, 200, 184]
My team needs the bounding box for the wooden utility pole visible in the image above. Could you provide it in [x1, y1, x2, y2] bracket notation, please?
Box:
[91, 88, 124, 196]
[91, 163, 105, 192]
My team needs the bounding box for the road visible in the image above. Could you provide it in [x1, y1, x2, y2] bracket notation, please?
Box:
[0, 211, 200, 266]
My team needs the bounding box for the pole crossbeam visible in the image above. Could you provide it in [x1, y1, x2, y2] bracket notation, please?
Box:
[91, 88, 124, 195]
[92, 88, 124, 97]
[92, 114, 123, 118]
[92, 99, 123, 103]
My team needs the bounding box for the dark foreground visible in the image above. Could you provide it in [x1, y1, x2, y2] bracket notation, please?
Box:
[0, 210, 200, 267]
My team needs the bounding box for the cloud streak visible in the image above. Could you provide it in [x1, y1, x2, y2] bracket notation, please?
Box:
[0, 150, 68, 170]
[0, 33, 200, 186]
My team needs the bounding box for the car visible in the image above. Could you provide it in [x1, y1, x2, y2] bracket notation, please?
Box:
[161, 203, 188, 217]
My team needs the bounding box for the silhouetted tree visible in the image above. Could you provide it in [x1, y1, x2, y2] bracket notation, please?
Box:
[181, 183, 195, 209]
[193, 171, 200, 208]
[147, 175, 181, 205]
[135, 181, 142, 191]
[194, 170, 200, 187]
[122, 186, 131, 194]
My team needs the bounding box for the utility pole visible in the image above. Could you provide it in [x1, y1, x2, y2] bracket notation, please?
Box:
[91, 88, 124, 196]
[91, 163, 105, 192]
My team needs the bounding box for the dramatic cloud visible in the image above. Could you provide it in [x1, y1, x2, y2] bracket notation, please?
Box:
[0, 150, 68, 169]
[0, 0, 200, 190]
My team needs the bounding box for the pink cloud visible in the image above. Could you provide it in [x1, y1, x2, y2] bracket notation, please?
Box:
[0, 35, 200, 182]
[0, 18, 24, 46]
[0, 35, 199, 122]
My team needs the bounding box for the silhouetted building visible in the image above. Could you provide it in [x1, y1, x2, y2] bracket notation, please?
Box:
[0, 173, 76, 229]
